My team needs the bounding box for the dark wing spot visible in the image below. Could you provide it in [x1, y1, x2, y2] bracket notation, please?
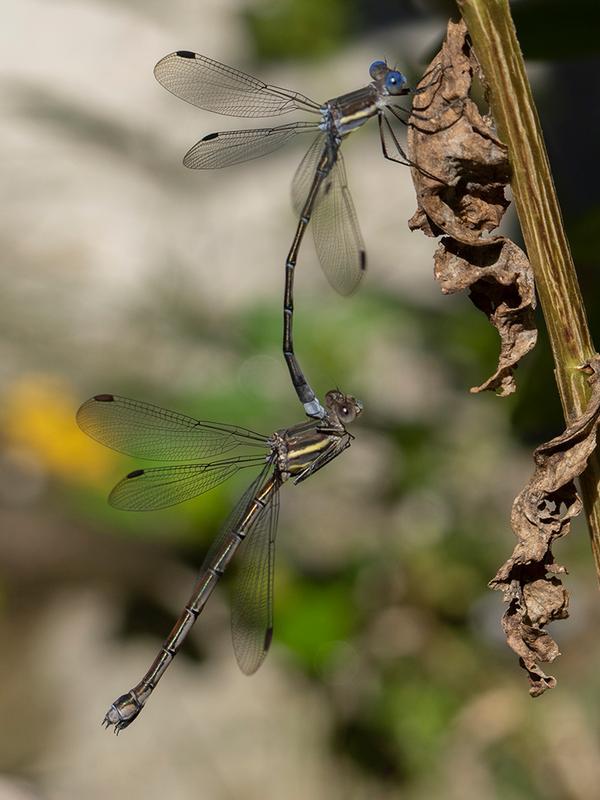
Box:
[359, 250, 367, 271]
[263, 627, 274, 652]
[176, 50, 196, 59]
[201, 132, 219, 142]
[94, 394, 114, 402]
[126, 469, 145, 479]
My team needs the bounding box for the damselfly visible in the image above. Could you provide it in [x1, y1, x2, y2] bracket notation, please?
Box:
[77, 389, 362, 732]
[154, 53, 412, 417]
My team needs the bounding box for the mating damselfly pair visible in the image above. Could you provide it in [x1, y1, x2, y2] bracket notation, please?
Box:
[81, 53, 422, 732]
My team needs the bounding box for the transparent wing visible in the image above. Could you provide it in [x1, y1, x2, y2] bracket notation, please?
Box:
[184, 122, 317, 170]
[154, 51, 321, 117]
[77, 395, 268, 461]
[231, 478, 281, 675]
[291, 132, 328, 216]
[193, 460, 276, 672]
[311, 154, 367, 296]
[199, 462, 273, 571]
[109, 457, 265, 511]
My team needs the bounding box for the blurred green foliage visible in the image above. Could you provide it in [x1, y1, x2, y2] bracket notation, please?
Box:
[245, 0, 600, 62]
[244, 0, 351, 60]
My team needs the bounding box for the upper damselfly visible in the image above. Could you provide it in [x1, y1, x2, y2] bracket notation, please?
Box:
[154, 53, 413, 417]
[77, 389, 362, 732]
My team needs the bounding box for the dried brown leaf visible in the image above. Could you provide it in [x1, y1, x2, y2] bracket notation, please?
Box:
[407, 19, 510, 242]
[407, 18, 536, 395]
[434, 238, 536, 396]
[490, 356, 600, 695]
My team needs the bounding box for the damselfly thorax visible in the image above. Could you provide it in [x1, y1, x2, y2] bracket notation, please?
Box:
[324, 84, 383, 136]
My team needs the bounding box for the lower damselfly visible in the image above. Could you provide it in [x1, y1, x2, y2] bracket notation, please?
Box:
[77, 389, 362, 732]
[154, 53, 414, 417]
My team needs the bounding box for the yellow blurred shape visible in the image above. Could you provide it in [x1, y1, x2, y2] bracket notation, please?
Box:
[2, 375, 117, 484]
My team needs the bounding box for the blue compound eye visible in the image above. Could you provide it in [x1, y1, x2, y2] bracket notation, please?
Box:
[384, 70, 407, 95]
[369, 60, 387, 79]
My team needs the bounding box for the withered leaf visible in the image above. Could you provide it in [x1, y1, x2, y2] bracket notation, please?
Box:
[434, 238, 536, 396]
[407, 18, 536, 395]
[407, 19, 510, 242]
[490, 356, 600, 696]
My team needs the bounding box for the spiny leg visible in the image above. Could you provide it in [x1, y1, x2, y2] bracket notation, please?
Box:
[378, 111, 411, 167]
[387, 103, 432, 124]
[378, 112, 447, 185]
[412, 62, 446, 95]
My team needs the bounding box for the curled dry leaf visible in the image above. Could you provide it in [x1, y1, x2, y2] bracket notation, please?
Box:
[406, 18, 598, 696]
[434, 238, 536, 396]
[407, 19, 510, 241]
[489, 356, 600, 695]
[407, 18, 536, 395]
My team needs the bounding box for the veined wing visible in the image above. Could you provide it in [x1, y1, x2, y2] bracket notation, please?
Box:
[109, 457, 265, 511]
[191, 460, 277, 672]
[291, 132, 329, 216]
[311, 153, 367, 296]
[154, 51, 321, 117]
[231, 475, 281, 675]
[184, 122, 318, 170]
[77, 395, 268, 461]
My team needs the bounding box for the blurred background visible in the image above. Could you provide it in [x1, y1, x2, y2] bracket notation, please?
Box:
[2, 0, 600, 798]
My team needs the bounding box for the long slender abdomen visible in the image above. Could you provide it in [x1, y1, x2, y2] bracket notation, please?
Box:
[102, 476, 279, 733]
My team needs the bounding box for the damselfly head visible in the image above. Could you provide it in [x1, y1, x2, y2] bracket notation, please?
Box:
[369, 60, 388, 80]
[384, 69, 408, 96]
[369, 60, 408, 96]
[384, 69, 408, 94]
[325, 390, 363, 425]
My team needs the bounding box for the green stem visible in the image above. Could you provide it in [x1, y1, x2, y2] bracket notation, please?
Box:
[456, 0, 600, 577]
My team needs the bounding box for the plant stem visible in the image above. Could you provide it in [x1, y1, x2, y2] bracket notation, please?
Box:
[456, 0, 600, 577]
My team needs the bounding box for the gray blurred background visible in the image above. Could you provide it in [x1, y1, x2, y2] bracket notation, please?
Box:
[2, 0, 600, 798]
